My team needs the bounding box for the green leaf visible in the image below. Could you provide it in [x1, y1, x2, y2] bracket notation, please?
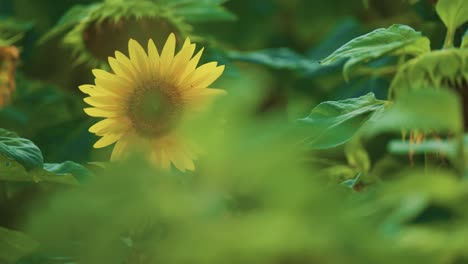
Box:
[298, 93, 386, 149]
[44, 161, 93, 182]
[389, 49, 468, 97]
[0, 129, 43, 170]
[321, 24, 430, 80]
[367, 88, 463, 136]
[227, 48, 319, 72]
[0, 226, 38, 264]
[462, 30, 468, 49]
[173, 4, 236, 22]
[0, 155, 79, 185]
[39, 4, 96, 43]
[436, 0, 468, 33]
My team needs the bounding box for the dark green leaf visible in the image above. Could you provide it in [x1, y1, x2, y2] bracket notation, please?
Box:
[44, 161, 93, 182]
[462, 30, 468, 49]
[298, 92, 386, 149]
[0, 226, 38, 264]
[0, 129, 43, 170]
[227, 48, 319, 72]
[321, 24, 430, 80]
[0, 155, 79, 185]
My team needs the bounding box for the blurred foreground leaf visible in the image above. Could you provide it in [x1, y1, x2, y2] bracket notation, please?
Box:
[0, 226, 38, 264]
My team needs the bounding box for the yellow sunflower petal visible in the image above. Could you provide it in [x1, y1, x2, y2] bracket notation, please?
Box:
[108, 57, 133, 81]
[190, 64, 225, 89]
[93, 133, 123, 148]
[177, 48, 204, 85]
[160, 33, 176, 76]
[92, 69, 132, 96]
[183, 88, 226, 112]
[84, 107, 122, 118]
[84, 96, 122, 108]
[110, 136, 130, 161]
[148, 39, 161, 74]
[169, 37, 196, 79]
[128, 39, 150, 76]
[89, 118, 130, 135]
[115, 51, 138, 79]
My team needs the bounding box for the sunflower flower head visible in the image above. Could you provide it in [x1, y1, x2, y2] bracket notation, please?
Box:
[80, 33, 226, 171]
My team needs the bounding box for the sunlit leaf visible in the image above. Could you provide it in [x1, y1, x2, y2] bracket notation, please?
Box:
[0, 129, 43, 170]
[321, 24, 430, 80]
[436, 0, 468, 33]
[0, 226, 38, 264]
[298, 92, 386, 149]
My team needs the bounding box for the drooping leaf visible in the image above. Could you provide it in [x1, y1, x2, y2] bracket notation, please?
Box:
[389, 49, 468, 97]
[0, 129, 43, 170]
[227, 48, 319, 72]
[0, 226, 38, 264]
[367, 88, 463, 136]
[436, 0, 468, 33]
[321, 24, 430, 80]
[44, 161, 93, 183]
[298, 92, 386, 149]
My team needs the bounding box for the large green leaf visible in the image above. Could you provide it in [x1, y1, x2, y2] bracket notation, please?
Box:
[0, 129, 43, 170]
[367, 88, 463, 136]
[321, 24, 430, 80]
[0, 226, 38, 264]
[436, 0, 468, 33]
[298, 92, 386, 149]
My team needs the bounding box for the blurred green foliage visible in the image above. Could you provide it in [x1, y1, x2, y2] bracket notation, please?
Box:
[0, 0, 468, 263]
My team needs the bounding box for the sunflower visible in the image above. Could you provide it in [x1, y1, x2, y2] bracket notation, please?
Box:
[80, 33, 225, 171]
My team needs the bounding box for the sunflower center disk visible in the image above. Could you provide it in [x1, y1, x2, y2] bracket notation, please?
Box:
[127, 85, 181, 138]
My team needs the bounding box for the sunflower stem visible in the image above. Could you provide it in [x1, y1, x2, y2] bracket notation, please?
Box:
[443, 27, 455, 49]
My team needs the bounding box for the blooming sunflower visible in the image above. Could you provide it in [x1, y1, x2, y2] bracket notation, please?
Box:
[80, 33, 225, 171]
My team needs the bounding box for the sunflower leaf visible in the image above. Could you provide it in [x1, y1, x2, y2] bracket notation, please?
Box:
[436, 0, 468, 33]
[0, 129, 43, 170]
[298, 92, 386, 150]
[366, 88, 463, 136]
[39, 4, 96, 43]
[0, 226, 38, 264]
[321, 24, 430, 81]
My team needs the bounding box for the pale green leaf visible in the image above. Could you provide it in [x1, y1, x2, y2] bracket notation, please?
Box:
[436, 0, 468, 32]
[298, 92, 386, 149]
[321, 24, 430, 80]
